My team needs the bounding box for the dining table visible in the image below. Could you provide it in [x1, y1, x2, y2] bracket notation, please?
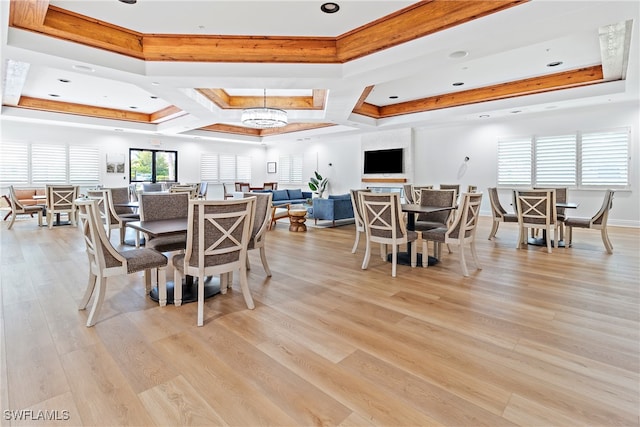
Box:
[395, 204, 456, 267]
[126, 218, 220, 304]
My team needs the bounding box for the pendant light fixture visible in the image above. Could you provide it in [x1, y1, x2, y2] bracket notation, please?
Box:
[241, 89, 288, 128]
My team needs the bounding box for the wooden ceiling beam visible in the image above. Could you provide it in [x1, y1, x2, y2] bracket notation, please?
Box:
[9, 0, 528, 64]
[197, 89, 325, 110]
[353, 66, 605, 118]
[199, 122, 335, 137]
[19, 96, 157, 123]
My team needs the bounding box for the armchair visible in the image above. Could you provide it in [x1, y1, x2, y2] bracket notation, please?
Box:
[308, 194, 354, 227]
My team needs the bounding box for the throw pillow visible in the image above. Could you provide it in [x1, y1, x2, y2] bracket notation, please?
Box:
[271, 189, 288, 201]
[288, 189, 303, 200]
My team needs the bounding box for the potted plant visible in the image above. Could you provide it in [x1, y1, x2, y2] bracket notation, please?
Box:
[308, 171, 328, 198]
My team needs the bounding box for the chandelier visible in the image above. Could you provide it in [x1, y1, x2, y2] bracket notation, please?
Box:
[241, 89, 288, 128]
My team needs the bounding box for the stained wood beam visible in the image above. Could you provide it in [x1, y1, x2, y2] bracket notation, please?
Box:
[199, 122, 335, 137]
[150, 106, 185, 123]
[9, 0, 527, 64]
[353, 66, 605, 119]
[19, 96, 156, 123]
[197, 89, 326, 110]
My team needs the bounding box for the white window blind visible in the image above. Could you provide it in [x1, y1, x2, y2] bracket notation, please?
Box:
[32, 144, 67, 184]
[278, 154, 303, 184]
[581, 129, 629, 187]
[534, 134, 576, 187]
[498, 138, 531, 186]
[219, 154, 236, 182]
[0, 142, 29, 185]
[200, 154, 219, 181]
[70, 146, 100, 185]
[236, 156, 252, 181]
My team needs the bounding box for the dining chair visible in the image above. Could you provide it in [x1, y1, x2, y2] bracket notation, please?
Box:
[142, 183, 164, 192]
[515, 189, 558, 253]
[262, 182, 278, 190]
[234, 182, 251, 192]
[138, 192, 189, 252]
[402, 184, 414, 204]
[534, 187, 567, 240]
[440, 184, 460, 197]
[467, 185, 478, 193]
[487, 187, 518, 240]
[108, 187, 140, 244]
[173, 197, 256, 326]
[75, 198, 168, 326]
[197, 181, 209, 199]
[45, 184, 79, 228]
[169, 184, 198, 198]
[359, 192, 417, 277]
[420, 192, 483, 276]
[349, 188, 371, 253]
[243, 192, 274, 276]
[86, 189, 120, 239]
[411, 185, 434, 205]
[6, 185, 45, 229]
[564, 189, 615, 253]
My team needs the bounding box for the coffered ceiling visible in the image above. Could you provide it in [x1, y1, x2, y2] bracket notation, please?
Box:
[1, 0, 638, 144]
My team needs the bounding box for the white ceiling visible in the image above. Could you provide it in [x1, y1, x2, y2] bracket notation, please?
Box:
[1, 0, 639, 143]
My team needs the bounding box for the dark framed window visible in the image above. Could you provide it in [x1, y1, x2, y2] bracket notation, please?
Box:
[129, 148, 178, 183]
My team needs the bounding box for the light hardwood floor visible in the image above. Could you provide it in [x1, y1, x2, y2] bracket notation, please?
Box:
[1, 215, 638, 426]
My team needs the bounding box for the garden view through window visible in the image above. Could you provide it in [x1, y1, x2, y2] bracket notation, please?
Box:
[129, 148, 177, 183]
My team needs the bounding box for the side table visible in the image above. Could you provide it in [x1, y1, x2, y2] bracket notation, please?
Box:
[288, 209, 307, 232]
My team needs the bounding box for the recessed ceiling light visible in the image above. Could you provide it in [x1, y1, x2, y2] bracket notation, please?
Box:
[479, 114, 490, 118]
[72, 65, 94, 72]
[449, 50, 468, 59]
[320, 2, 340, 13]
[389, 95, 398, 99]
[48, 94, 60, 97]
[452, 82, 464, 86]
[150, 96, 158, 99]
[58, 78, 70, 83]
[118, 0, 136, 4]
[129, 106, 138, 109]
[547, 61, 563, 67]
[151, 82, 160, 86]
[510, 110, 522, 114]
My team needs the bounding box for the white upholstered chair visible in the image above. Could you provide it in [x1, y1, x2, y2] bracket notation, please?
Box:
[172, 197, 256, 326]
[420, 192, 483, 276]
[75, 198, 168, 326]
[515, 189, 558, 253]
[46, 185, 79, 228]
[349, 188, 371, 253]
[564, 189, 615, 253]
[359, 192, 417, 277]
[6, 185, 44, 229]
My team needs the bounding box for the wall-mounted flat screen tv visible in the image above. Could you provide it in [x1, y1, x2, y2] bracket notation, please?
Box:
[363, 148, 403, 174]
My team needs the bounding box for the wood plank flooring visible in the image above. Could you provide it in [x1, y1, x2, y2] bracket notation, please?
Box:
[1, 216, 638, 426]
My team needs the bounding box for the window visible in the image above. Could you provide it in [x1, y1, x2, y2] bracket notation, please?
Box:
[129, 149, 177, 183]
[498, 128, 629, 188]
[0, 141, 100, 186]
[279, 154, 303, 184]
[199, 153, 252, 182]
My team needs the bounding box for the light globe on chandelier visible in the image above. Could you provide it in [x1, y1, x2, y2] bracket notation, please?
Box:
[241, 89, 288, 129]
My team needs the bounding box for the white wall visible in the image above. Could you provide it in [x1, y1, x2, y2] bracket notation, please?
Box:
[2, 100, 638, 226]
[0, 122, 267, 191]
[412, 101, 639, 226]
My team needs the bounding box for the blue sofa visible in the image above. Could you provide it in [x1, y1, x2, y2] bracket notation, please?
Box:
[307, 194, 354, 226]
[258, 188, 312, 206]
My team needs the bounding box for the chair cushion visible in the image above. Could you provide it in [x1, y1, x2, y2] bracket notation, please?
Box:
[121, 249, 167, 273]
[272, 190, 289, 201]
[287, 189, 303, 200]
[422, 227, 447, 242]
[564, 217, 591, 228]
[146, 234, 187, 252]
